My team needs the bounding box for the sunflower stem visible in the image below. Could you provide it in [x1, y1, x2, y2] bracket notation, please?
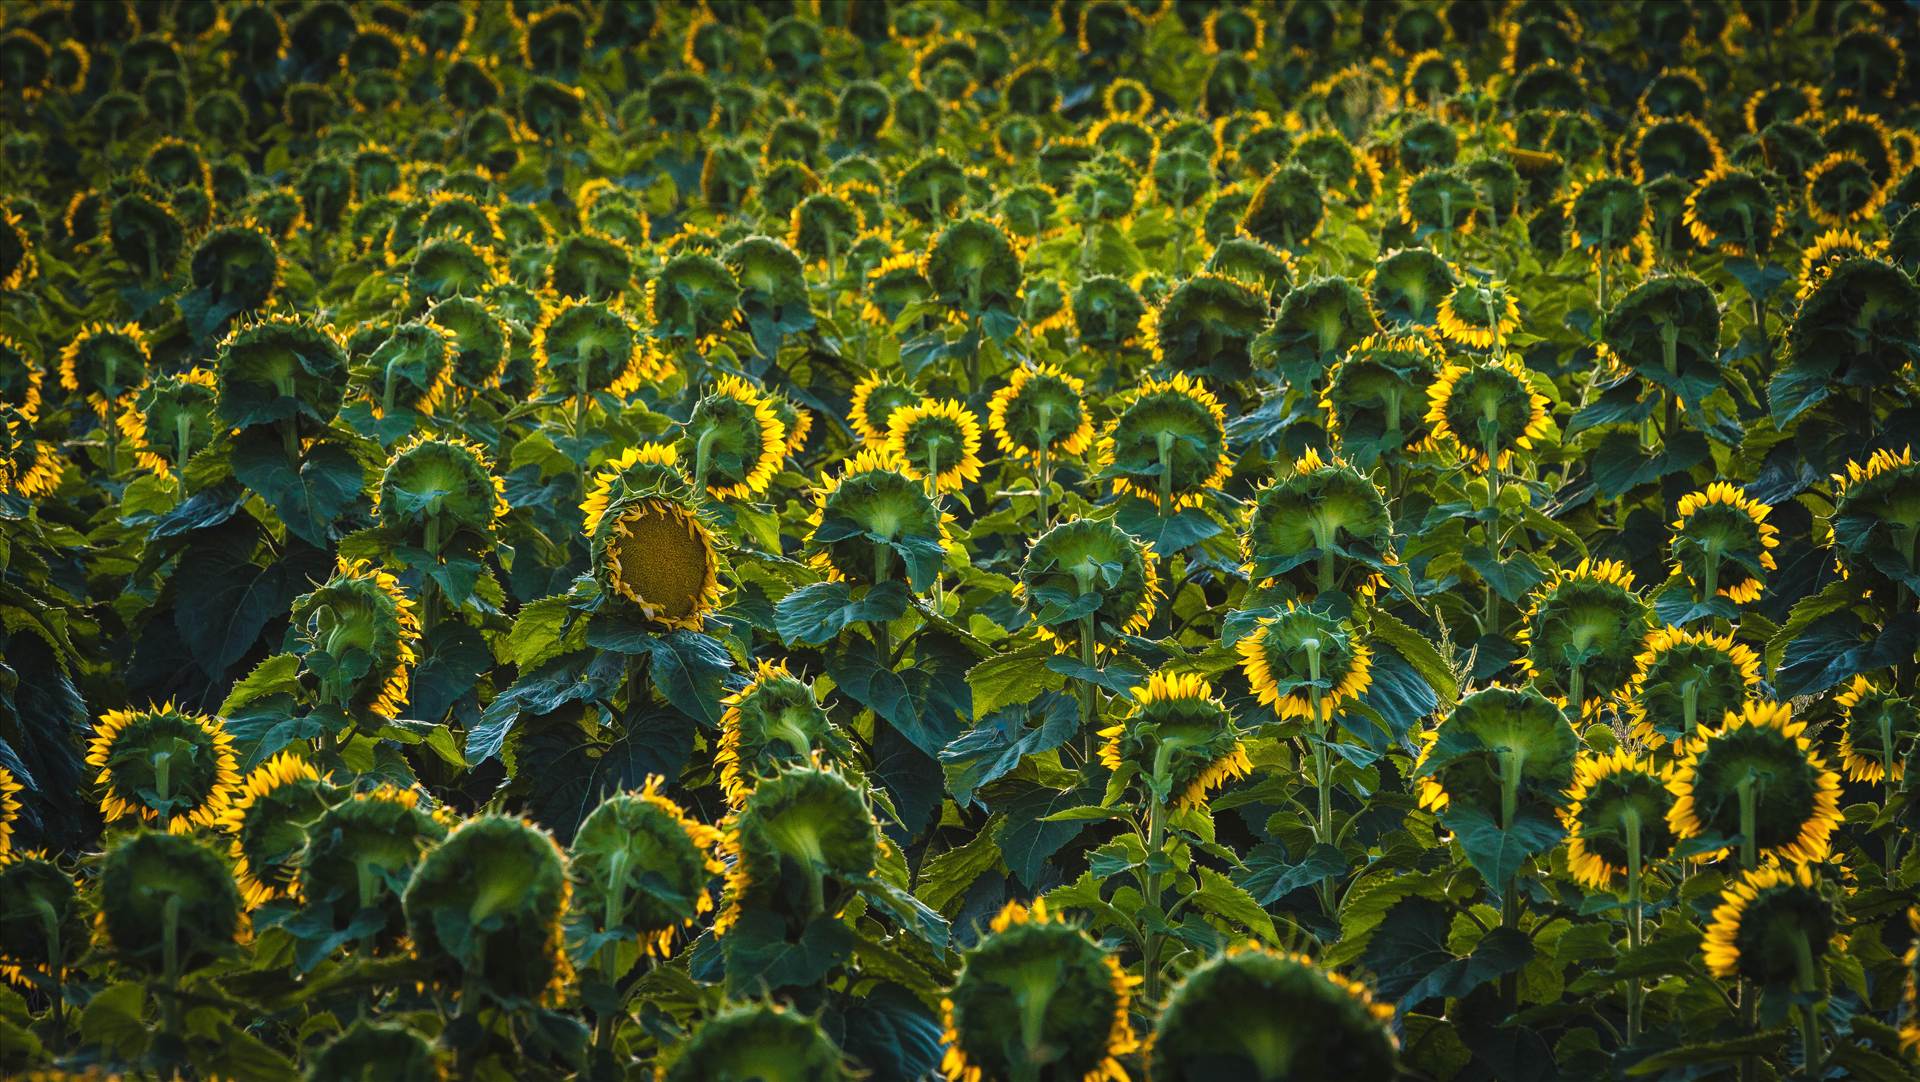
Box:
[1624, 807, 1644, 1045]
[1498, 746, 1524, 1012]
[1156, 429, 1175, 516]
[1682, 680, 1700, 738]
[692, 427, 718, 501]
[1034, 408, 1053, 533]
[1793, 931, 1822, 1076]
[1307, 640, 1338, 917]
[174, 411, 193, 481]
[1567, 663, 1584, 720]
[1735, 771, 1758, 869]
[1142, 791, 1167, 1005]
[1879, 711, 1900, 869]
[873, 545, 893, 665]
[160, 893, 183, 1042]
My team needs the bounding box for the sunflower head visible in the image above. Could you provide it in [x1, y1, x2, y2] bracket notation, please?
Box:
[943, 898, 1138, 1082]
[295, 786, 449, 958]
[217, 752, 330, 910]
[1625, 627, 1762, 748]
[1139, 272, 1270, 384]
[649, 251, 742, 341]
[404, 815, 572, 1006]
[1100, 671, 1250, 808]
[808, 446, 947, 591]
[292, 558, 421, 718]
[683, 374, 787, 501]
[580, 443, 686, 537]
[1804, 151, 1888, 229]
[1425, 356, 1551, 472]
[1565, 176, 1648, 251]
[1414, 685, 1579, 820]
[308, 1020, 443, 1082]
[662, 1004, 851, 1082]
[377, 433, 506, 555]
[717, 662, 853, 809]
[0, 335, 41, 424]
[0, 853, 87, 988]
[715, 763, 880, 937]
[99, 832, 245, 975]
[589, 489, 722, 631]
[1151, 945, 1397, 1082]
[1560, 750, 1675, 891]
[1097, 373, 1233, 510]
[1242, 447, 1394, 598]
[1235, 600, 1374, 723]
[1667, 701, 1843, 866]
[989, 364, 1095, 462]
[58, 322, 149, 409]
[189, 221, 281, 314]
[885, 398, 984, 494]
[87, 703, 240, 833]
[1683, 167, 1779, 256]
[426, 295, 510, 393]
[1829, 445, 1920, 589]
[1702, 863, 1840, 988]
[360, 320, 456, 419]
[1833, 676, 1918, 784]
[1602, 274, 1722, 395]
[533, 296, 643, 399]
[568, 779, 724, 963]
[924, 217, 1023, 318]
[1668, 484, 1780, 605]
[1516, 559, 1653, 709]
[1241, 164, 1325, 250]
[1435, 279, 1521, 351]
[1018, 518, 1162, 654]
[848, 371, 921, 443]
[0, 766, 20, 857]
[0, 406, 60, 498]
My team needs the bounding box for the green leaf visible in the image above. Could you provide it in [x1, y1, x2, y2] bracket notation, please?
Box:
[914, 821, 1004, 917]
[1626, 1032, 1790, 1075]
[219, 653, 301, 714]
[964, 645, 1066, 718]
[1441, 804, 1564, 899]
[1367, 609, 1459, 706]
[722, 911, 856, 994]
[1236, 842, 1347, 904]
[774, 580, 909, 647]
[78, 981, 149, 1059]
[504, 594, 588, 670]
[1192, 866, 1278, 944]
[229, 431, 367, 549]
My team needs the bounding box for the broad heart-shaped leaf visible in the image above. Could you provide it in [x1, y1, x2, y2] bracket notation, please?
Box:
[993, 780, 1103, 890]
[514, 707, 695, 842]
[1235, 841, 1347, 904]
[774, 579, 909, 646]
[1775, 610, 1920, 700]
[829, 635, 969, 762]
[229, 430, 368, 549]
[127, 480, 248, 541]
[1192, 866, 1278, 944]
[1359, 895, 1534, 1011]
[1650, 579, 1741, 627]
[171, 522, 333, 681]
[464, 651, 625, 765]
[1462, 546, 1547, 603]
[853, 878, 950, 949]
[822, 983, 945, 1082]
[222, 694, 323, 770]
[1112, 496, 1224, 553]
[1442, 803, 1565, 899]
[940, 690, 1078, 807]
[1588, 426, 1709, 499]
[722, 910, 856, 994]
[584, 615, 736, 727]
[964, 645, 1066, 718]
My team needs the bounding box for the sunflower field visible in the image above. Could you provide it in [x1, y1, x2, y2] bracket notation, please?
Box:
[5, 1, 1920, 1079]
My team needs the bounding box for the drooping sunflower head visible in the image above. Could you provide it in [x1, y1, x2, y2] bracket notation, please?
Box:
[1100, 670, 1250, 808]
[988, 363, 1095, 462]
[589, 489, 723, 631]
[87, 703, 240, 833]
[1626, 116, 1725, 184]
[1795, 229, 1886, 302]
[58, 321, 150, 409]
[308, 1020, 443, 1082]
[1097, 372, 1233, 510]
[1151, 945, 1397, 1082]
[568, 778, 725, 961]
[214, 315, 350, 430]
[1668, 483, 1780, 605]
[377, 433, 507, 555]
[683, 374, 787, 501]
[0, 335, 41, 424]
[1414, 685, 1579, 818]
[1804, 151, 1888, 229]
[295, 786, 450, 957]
[1018, 517, 1162, 655]
[1833, 675, 1919, 784]
[1399, 167, 1480, 238]
[580, 443, 686, 537]
[885, 397, 984, 494]
[1624, 627, 1762, 749]
[647, 251, 741, 342]
[1667, 701, 1844, 866]
[216, 751, 330, 909]
[358, 320, 456, 420]
[717, 661, 853, 809]
[807, 445, 947, 592]
[1242, 447, 1395, 599]
[1138, 272, 1270, 383]
[1682, 166, 1780, 256]
[1320, 331, 1443, 467]
[292, 558, 422, 718]
[1516, 559, 1654, 709]
[533, 296, 643, 400]
[0, 852, 87, 989]
[943, 898, 1139, 1082]
[404, 814, 572, 1007]
[1240, 164, 1325, 251]
[1424, 356, 1551, 472]
[1235, 600, 1374, 723]
[1560, 749, 1675, 892]
[0, 405, 62, 498]
[426, 295, 510, 394]
[188, 220, 282, 316]
[1702, 863, 1840, 987]
[1564, 175, 1648, 251]
[661, 1003, 852, 1082]
[1786, 260, 1918, 396]
[98, 831, 244, 976]
[1435, 278, 1521, 351]
[848, 370, 921, 443]
[923, 216, 1024, 318]
[0, 767, 20, 857]
[1829, 445, 1920, 588]
[714, 763, 880, 937]
[1366, 247, 1456, 328]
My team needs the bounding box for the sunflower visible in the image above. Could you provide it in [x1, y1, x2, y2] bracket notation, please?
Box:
[0, 767, 20, 857]
[1241, 164, 1324, 250]
[377, 433, 509, 556]
[1241, 446, 1396, 598]
[98, 832, 245, 976]
[362, 321, 457, 419]
[0, 853, 86, 993]
[1235, 601, 1374, 723]
[1564, 176, 1649, 253]
[1681, 167, 1779, 256]
[590, 489, 723, 631]
[1435, 279, 1520, 351]
[1424, 356, 1551, 472]
[1516, 559, 1653, 713]
[1150, 945, 1398, 1082]
[405, 815, 572, 1006]
[1701, 863, 1839, 988]
[1099, 671, 1252, 808]
[0, 407, 62, 498]
[580, 443, 684, 537]
[662, 1004, 852, 1082]
[713, 763, 880, 937]
[988, 363, 1096, 462]
[1366, 249, 1456, 328]
[849, 371, 921, 443]
[716, 661, 854, 809]
[1560, 750, 1675, 891]
[1319, 332, 1443, 467]
[1624, 627, 1763, 749]
[1138, 272, 1270, 383]
[683, 374, 787, 501]
[1399, 168, 1480, 237]
[1413, 685, 1579, 821]
[1104, 76, 1153, 118]
[807, 445, 949, 591]
[885, 398, 984, 495]
[1829, 446, 1920, 588]
[1097, 373, 1233, 510]
[1018, 518, 1163, 655]
[216, 752, 330, 909]
[88, 703, 240, 833]
[1667, 701, 1843, 866]
[1794, 229, 1886, 302]
[0, 335, 41, 427]
[1804, 152, 1888, 228]
[295, 786, 450, 958]
[1668, 483, 1780, 605]
[567, 777, 723, 963]
[58, 321, 150, 416]
[942, 898, 1139, 1082]
[292, 558, 421, 719]
[1832, 676, 1918, 784]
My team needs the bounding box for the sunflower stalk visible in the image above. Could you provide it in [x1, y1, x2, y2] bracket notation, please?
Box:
[160, 893, 183, 1042]
[1034, 407, 1053, 533]
[174, 411, 193, 479]
[1156, 429, 1175, 516]
[1793, 931, 1822, 1076]
[1624, 807, 1644, 1045]
[1142, 742, 1172, 1005]
[1307, 639, 1337, 916]
[1736, 771, 1760, 1082]
[691, 427, 719, 501]
[1498, 744, 1525, 1012]
[1073, 563, 1100, 733]
[1879, 711, 1900, 869]
[873, 545, 893, 666]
